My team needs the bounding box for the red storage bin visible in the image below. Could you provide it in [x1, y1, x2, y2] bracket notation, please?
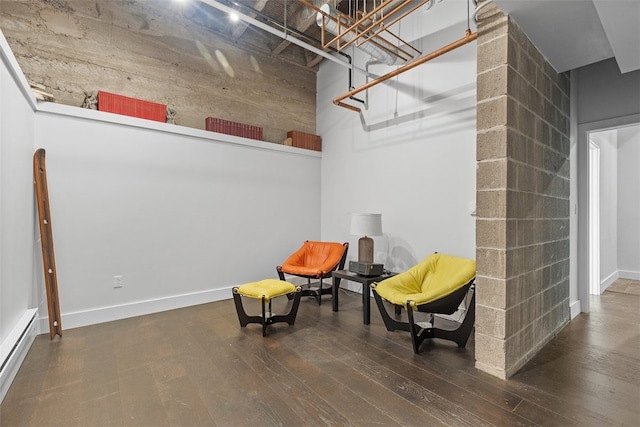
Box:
[98, 91, 166, 122]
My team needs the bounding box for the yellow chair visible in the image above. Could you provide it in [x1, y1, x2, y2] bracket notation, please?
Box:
[371, 253, 476, 354]
[277, 240, 349, 305]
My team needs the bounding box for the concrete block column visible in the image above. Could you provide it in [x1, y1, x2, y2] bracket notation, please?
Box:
[475, 2, 571, 378]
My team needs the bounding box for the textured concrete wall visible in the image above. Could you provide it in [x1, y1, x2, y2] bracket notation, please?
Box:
[475, 3, 571, 378]
[0, 0, 317, 144]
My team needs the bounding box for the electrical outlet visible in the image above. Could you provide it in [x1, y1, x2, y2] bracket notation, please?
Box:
[113, 275, 123, 289]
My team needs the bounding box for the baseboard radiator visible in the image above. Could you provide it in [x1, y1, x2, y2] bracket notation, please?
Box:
[0, 309, 38, 404]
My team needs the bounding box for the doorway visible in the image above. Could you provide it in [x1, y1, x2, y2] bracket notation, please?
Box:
[578, 115, 640, 313]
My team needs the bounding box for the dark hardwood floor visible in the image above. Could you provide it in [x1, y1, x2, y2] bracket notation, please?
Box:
[1, 282, 638, 426]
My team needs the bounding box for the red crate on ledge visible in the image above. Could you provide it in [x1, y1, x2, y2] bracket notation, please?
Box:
[205, 117, 263, 141]
[98, 91, 166, 122]
[287, 130, 321, 151]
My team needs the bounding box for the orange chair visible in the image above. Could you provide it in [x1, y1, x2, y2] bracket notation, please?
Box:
[277, 241, 349, 305]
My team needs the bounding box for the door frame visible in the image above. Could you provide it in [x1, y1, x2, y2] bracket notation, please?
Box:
[588, 140, 600, 295]
[577, 113, 640, 313]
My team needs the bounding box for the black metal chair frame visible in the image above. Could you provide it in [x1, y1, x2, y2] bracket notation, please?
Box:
[277, 242, 349, 305]
[372, 279, 476, 354]
[232, 286, 302, 337]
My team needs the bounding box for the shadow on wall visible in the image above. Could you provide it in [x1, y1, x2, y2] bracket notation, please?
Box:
[378, 235, 420, 273]
[358, 84, 476, 134]
[347, 22, 478, 135]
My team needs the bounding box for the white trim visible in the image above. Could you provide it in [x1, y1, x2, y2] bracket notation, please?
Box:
[35, 102, 321, 158]
[570, 300, 581, 319]
[37, 288, 232, 333]
[0, 309, 37, 404]
[618, 270, 640, 280]
[600, 270, 619, 292]
[588, 140, 600, 295]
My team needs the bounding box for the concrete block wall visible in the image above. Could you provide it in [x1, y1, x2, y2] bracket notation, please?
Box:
[475, 3, 571, 378]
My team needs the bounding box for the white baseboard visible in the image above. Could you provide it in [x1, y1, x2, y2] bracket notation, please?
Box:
[1, 309, 38, 404]
[600, 271, 619, 293]
[37, 287, 232, 333]
[619, 270, 640, 280]
[570, 299, 582, 319]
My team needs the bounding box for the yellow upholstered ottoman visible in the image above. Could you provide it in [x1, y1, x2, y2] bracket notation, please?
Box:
[232, 279, 302, 336]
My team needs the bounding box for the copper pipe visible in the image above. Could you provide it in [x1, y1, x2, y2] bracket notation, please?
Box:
[333, 30, 478, 113]
[326, 0, 410, 44]
[350, 10, 421, 62]
[299, 0, 423, 58]
[335, 101, 363, 113]
[357, 8, 423, 56]
[325, 0, 423, 54]
[356, 34, 417, 62]
[338, 10, 417, 61]
[299, 0, 378, 50]
[352, 1, 425, 52]
[315, 4, 411, 62]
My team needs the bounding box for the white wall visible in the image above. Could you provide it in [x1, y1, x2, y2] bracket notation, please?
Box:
[590, 129, 618, 287]
[0, 29, 36, 351]
[0, 27, 322, 401]
[617, 125, 640, 279]
[0, 31, 38, 402]
[318, 2, 477, 272]
[34, 104, 322, 330]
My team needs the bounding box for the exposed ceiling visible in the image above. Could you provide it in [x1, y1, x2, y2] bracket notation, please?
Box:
[494, 0, 640, 74]
[189, 0, 639, 75]
[186, 0, 341, 69]
[189, 0, 461, 70]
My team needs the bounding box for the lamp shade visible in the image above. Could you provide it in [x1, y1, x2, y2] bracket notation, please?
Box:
[350, 213, 382, 237]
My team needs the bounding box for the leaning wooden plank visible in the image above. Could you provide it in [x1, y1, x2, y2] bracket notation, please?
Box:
[33, 148, 62, 339]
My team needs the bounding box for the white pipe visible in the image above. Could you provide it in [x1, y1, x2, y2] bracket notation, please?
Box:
[474, 0, 493, 22]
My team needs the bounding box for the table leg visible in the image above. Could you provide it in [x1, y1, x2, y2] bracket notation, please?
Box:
[332, 276, 339, 312]
[364, 281, 370, 325]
